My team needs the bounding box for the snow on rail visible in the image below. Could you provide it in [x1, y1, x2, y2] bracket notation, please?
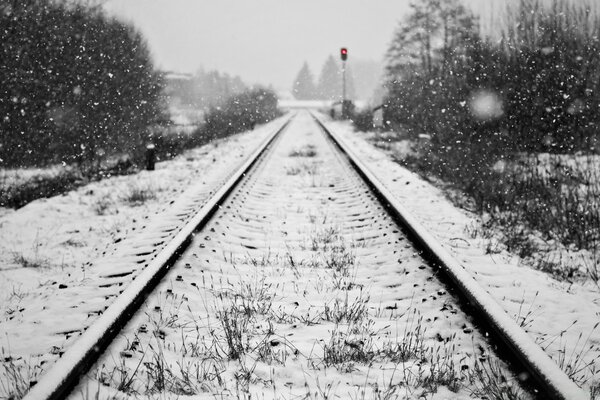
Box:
[312, 113, 589, 400]
[22, 115, 293, 400]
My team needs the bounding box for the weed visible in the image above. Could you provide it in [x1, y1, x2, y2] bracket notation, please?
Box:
[323, 243, 355, 273]
[233, 356, 260, 393]
[582, 242, 600, 286]
[304, 227, 340, 252]
[11, 231, 48, 269]
[331, 263, 360, 291]
[232, 274, 275, 316]
[97, 357, 144, 395]
[591, 382, 600, 400]
[322, 326, 376, 371]
[381, 308, 425, 363]
[537, 321, 600, 387]
[310, 377, 339, 399]
[12, 252, 49, 269]
[215, 305, 251, 360]
[241, 249, 276, 267]
[420, 340, 461, 393]
[146, 294, 185, 335]
[323, 291, 370, 325]
[93, 197, 113, 215]
[289, 144, 317, 158]
[285, 166, 302, 176]
[514, 291, 539, 330]
[555, 322, 600, 386]
[123, 184, 157, 205]
[0, 353, 41, 400]
[469, 357, 526, 400]
[143, 344, 197, 395]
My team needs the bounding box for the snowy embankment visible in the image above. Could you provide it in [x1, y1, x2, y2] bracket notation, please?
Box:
[0, 117, 285, 393]
[326, 118, 600, 395]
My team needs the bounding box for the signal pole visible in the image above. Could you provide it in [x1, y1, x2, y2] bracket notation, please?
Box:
[342, 62, 346, 102]
[340, 47, 349, 118]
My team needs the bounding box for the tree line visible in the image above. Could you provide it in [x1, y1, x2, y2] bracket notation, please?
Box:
[166, 69, 247, 110]
[378, 0, 600, 263]
[383, 0, 600, 157]
[291, 56, 355, 101]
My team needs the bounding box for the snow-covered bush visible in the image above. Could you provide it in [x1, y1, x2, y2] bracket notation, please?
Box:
[201, 88, 280, 141]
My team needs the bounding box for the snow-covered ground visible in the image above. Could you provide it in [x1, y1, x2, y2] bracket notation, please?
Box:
[326, 118, 600, 396]
[1, 113, 598, 399]
[70, 112, 528, 399]
[0, 117, 287, 397]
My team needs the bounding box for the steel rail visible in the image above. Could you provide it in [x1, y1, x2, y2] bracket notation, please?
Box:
[23, 115, 294, 400]
[312, 113, 589, 400]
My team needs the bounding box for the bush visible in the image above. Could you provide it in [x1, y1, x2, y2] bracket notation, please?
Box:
[147, 87, 281, 163]
[0, 169, 82, 208]
[351, 108, 374, 132]
[1, 87, 281, 209]
[201, 88, 281, 140]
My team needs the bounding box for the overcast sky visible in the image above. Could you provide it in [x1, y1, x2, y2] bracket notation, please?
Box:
[102, 1, 496, 93]
[102, 1, 418, 92]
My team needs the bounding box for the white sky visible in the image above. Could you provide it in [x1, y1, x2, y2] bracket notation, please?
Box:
[102, 1, 416, 91]
[102, 1, 495, 92]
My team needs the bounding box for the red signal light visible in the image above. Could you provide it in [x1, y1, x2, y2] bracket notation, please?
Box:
[340, 47, 348, 61]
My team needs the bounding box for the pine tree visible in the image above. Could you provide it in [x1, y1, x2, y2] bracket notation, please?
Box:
[384, 0, 479, 136]
[291, 62, 316, 100]
[316, 55, 340, 101]
[386, 0, 477, 79]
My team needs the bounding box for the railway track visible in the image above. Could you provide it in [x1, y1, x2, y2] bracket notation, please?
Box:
[23, 111, 587, 400]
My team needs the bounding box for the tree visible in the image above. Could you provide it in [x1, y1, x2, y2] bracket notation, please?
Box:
[291, 62, 316, 100]
[316, 55, 356, 101]
[0, 0, 163, 167]
[384, 0, 479, 137]
[203, 87, 280, 139]
[345, 65, 357, 101]
[187, 69, 246, 108]
[386, 0, 477, 79]
[317, 55, 341, 101]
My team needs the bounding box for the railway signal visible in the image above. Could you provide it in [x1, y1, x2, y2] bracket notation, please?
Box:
[340, 47, 349, 117]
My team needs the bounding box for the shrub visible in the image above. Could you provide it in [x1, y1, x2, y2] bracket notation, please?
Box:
[351, 108, 374, 132]
[201, 87, 281, 140]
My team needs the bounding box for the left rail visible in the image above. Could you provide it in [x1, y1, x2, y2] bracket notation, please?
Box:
[22, 115, 293, 400]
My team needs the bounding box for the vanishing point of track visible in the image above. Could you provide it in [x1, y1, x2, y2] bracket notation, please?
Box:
[24, 111, 588, 400]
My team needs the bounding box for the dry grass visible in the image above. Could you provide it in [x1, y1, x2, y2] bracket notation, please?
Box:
[289, 144, 317, 158]
[0, 350, 42, 400]
[122, 184, 157, 205]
